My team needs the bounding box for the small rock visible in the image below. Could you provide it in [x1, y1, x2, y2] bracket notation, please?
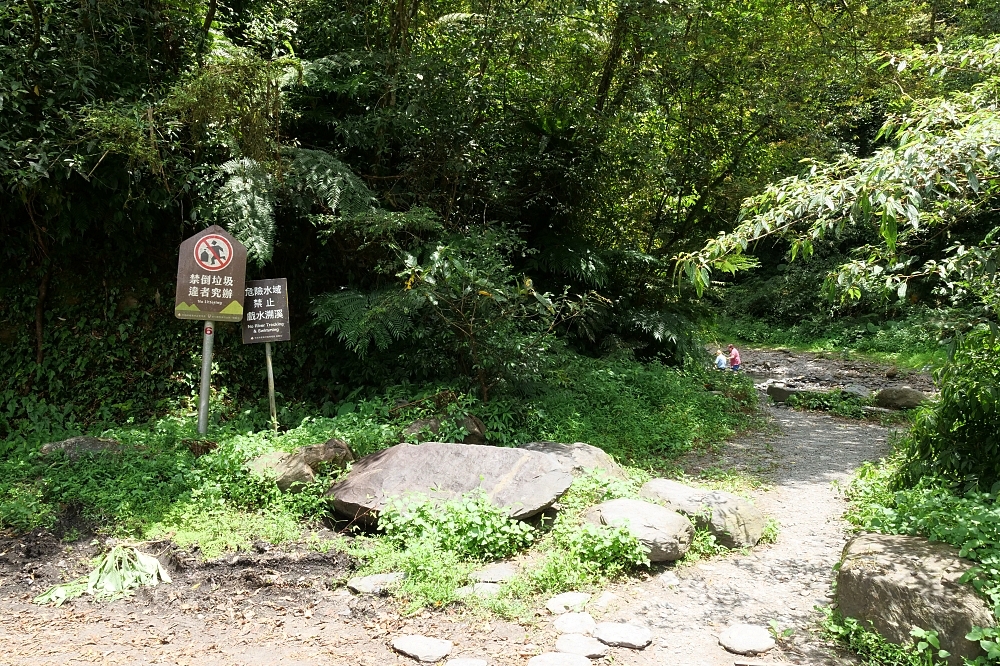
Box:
[765, 384, 798, 403]
[446, 660, 489, 666]
[843, 384, 871, 399]
[658, 571, 680, 588]
[553, 612, 597, 635]
[346, 572, 405, 594]
[527, 654, 591, 666]
[470, 562, 517, 583]
[718, 624, 775, 655]
[593, 622, 652, 649]
[456, 582, 502, 599]
[639, 479, 766, 548]
[392, 635, 453, 662]
[401, 415, 487, 445]
[555, 634, 608, 658]
[546, 592, 592, 614]
[587, 591, 619, 611]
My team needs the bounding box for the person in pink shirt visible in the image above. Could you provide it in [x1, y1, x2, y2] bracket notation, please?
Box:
[727, 344, 741, 371]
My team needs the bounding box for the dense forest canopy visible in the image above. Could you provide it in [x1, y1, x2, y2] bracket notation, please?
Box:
[1, 0, 997, 436]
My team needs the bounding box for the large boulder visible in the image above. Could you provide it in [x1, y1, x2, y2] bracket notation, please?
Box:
[875, 387, 928, 410]
[40, 436, 121, 460]
[584, 498, 693, 561]
[520, 441, 627, 481]
[401, 415, 487, 445]
[836, 533, 996, 666]
[639, 478, 765, 548]
[326, 442, 573, 522]
[765, 385, 798, 403]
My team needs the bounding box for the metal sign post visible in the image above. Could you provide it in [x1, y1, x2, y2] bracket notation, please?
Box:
[242, 278, 290, 432]
[264, 342, 277, 432]
[174, 226, 247, 436]
[197, 322, 215, 434]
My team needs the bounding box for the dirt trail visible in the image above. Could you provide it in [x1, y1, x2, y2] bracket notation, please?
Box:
[0, 363, 903, 665]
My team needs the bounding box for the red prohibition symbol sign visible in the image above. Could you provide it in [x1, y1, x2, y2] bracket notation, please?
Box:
[193, 235, 234, 271]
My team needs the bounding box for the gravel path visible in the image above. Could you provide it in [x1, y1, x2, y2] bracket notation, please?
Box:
[559, 406, 891, 665]
[0, 405, 894, 665]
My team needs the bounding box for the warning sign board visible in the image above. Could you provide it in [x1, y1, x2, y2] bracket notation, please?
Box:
[242, 278, 290, 344]
[174, 226, 248, 322]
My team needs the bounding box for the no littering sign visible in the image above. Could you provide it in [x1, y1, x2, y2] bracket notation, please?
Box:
[174, 225, 248, 322]
[193, 234, 234, 271]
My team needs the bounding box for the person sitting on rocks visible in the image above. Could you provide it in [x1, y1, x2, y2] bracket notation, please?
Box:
[728, 344, 742, 372]
[715, 349, 728, 370]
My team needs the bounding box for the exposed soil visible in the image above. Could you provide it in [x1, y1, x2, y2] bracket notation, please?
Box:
[0, 352, 916, 665]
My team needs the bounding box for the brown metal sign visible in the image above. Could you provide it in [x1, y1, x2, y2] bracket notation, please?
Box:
[174, 225, 248, 322]
[242, 278, 291, 344]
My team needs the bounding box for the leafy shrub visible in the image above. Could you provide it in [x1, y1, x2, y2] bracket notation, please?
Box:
[823, 609, 950, 666]
[379, 492, 535, 561]
[897, 329, 1000, 490]
[785, 389, 868, 419]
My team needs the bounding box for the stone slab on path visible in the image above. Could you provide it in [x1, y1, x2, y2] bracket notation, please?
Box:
[469, 562, 517, 583]
[553, 613, 596, 635]
[718, 624, 775, 655]
[326, 442, 573, 522]
[545, 592, 591, 614]
[347, 572, 405, 594]
[592, 622, 652, 649]
[555, 634, 608, 658]
[391, 635, 453, 662]
[527, 654, 592, 666]
[837, 532, 995, 665]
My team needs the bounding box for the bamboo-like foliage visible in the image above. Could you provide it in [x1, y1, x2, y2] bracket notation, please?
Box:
[676, 38, 1000, 307]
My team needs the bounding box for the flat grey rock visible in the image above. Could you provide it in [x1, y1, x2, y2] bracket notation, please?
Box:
[718, 624, 775, 655]
[765, 384, 798, 403]
[586, 591, 619, 611]
[639, 478, 766, 548]
[446, 660, 489, 666]
[593, 622, 652, 649]
[326, 442, 572, 522]
[545, 592, 591, 614]
[40, 436, 121, 460]
[555, 633, 607, 658]
[457, 582, 502, 598]
[346, 572, 404, 594]
[392, 634, 453, 662]
[584, 498, 693, 561]
[520, 441, 627, 480]
[553, 612, 596, 635]
[470, 562, 517, 583]
[527, 653, 591, 666]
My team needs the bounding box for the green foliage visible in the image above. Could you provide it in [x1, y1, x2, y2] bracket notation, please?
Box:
[785, 390, 869, 419]
[823, 610, 951, 666]
[378, 492, 535, 561]
[897, 329, 1000, 490]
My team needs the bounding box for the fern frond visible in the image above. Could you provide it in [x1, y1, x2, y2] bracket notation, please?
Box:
[213, 158, 276, 267]
[312, 288, 420, 357]
[286, 148, 375, 219]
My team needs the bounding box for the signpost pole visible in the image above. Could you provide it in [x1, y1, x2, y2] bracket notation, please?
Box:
[265, 341, 277, 432]
[197, 321, 215, 435]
